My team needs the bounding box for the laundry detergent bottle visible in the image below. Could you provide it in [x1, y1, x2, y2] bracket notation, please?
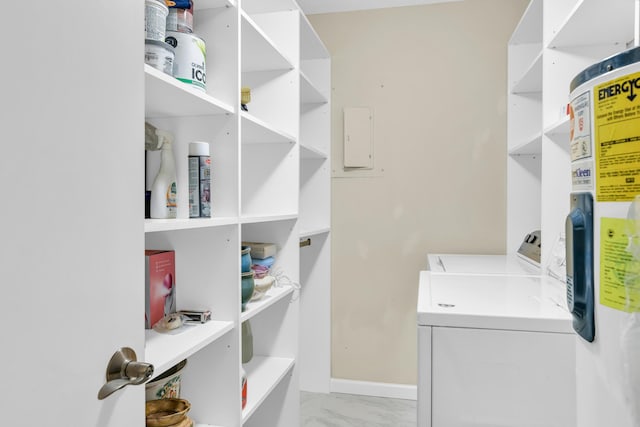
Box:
[150, 130, 177, 219]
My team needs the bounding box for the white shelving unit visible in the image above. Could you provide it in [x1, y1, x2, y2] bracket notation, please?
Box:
[298, 12, 331, 393]
[143, 1, 330, 425]
[507, 0, 543, 253]
[507, 0, 635, 265]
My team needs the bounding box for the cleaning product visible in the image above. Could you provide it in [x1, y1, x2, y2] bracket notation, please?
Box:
[188, 141, 211, 218]
[150, 130, 177, 219]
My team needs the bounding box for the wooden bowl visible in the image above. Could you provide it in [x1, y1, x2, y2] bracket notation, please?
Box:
[171, 416, 193, 427]
[145, 398, 191, 427]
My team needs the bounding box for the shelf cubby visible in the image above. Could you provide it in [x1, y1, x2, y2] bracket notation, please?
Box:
[145, 321, 234, 378]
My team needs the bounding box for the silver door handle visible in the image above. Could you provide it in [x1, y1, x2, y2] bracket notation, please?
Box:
[97, 347, 154, 400]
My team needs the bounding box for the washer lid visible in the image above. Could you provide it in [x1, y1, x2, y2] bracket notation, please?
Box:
[417, 271, 573, 333]
[427, 253, 541, 276]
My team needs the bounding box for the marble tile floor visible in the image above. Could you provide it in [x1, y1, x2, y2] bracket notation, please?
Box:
[301, 391, 417, 427]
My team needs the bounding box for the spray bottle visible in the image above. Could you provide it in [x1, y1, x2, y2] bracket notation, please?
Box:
[150, 129, 177, 219]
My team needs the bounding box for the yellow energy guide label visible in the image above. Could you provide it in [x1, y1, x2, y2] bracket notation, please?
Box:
[600, 217, 640, 312]
[595, 71, 640, 202]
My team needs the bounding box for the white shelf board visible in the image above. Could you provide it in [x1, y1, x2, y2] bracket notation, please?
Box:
[508, 132, 542, 156]
[241, 112, 297, 144]
[301, 13, 330, 60]
[241, 11, 294, 72]
[240, 213, 298, 224]
[194, 424, 225, 427]
[300, 227, 330, 239]
[301, 71, 328, 104]
[241, 285, 295, 322]
[300, 143, 328, 159]
[549, 0, 635, 48]
[145, 320, 234, 379]
[511, 51, 542, 94]
[544, 115, 571, 140]
[145, 65, 234, 118]
[145, 217, 238, 233]
[194, 0, 234, 10]
[242, 0, 299, 14]
[242, 356, 296, 422]
[509, 0, 542, 45]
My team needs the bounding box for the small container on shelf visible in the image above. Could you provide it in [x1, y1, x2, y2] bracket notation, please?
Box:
[167, 5, 194, 34]
[145, 398, 191, 427]
[145, 359, 187, 401]
[145, 0, 169, 41]
[145, 39, 175, 76]
[241, 271, 255, 311]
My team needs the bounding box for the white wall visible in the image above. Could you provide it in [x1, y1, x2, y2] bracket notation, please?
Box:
[309, 0, 528, 385]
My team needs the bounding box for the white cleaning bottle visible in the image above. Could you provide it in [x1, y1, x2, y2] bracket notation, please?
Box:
[150, 130, 177, 219]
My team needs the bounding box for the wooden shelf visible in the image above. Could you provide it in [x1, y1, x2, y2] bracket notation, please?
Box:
[241, 285, 294, 322]
[548, 0, 635, 48]
[300, 227, 331, 240]
[145, 320, 234, 379]
[193, 0, 234, 10]
[544, 116, 570, 140]
[511, 51, 543, 94]
[509, 0, 542, 45]
[301, 13, 330, 60]
[300, 144, 328, 159]
[242, 112, 297, 144]
[241, 11, 294, 72]
[240, 213, 298, 224]
[509, 132, 542, 156]
[144, 217, 238, 233]
[301, 71, 328, 104]
[145, 65, 234, 118]
[242, 0, 299, 15]
[242, 356, 296, 422]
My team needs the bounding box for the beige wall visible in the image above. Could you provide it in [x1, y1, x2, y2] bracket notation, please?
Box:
[309, 0, 528, 385]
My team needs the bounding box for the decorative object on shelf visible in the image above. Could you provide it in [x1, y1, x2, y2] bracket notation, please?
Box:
[188, 142, 211, 218]
[241, 367, 247, 410]
[241, 245, 252, 273]
[271, 268, 302, 301]
[250, 275, 275, 301]
[145, 398, 191, 427]
[165, 31, 206, 92]
[145, 359, 187, 401]
[252, 256, 275, 270]
[242, 320, 253, 363]
[242, 241, 276, 259]
[145, 250, 176, 329]
[178, 309, 211, 323]
[153, 312, 183, 332]
[241, 271, 255, 311]
[252, 264, 269, 279]
[241, 87, 251, 111]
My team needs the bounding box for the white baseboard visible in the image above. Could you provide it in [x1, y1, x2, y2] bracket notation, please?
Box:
[330, 378, 417, 401]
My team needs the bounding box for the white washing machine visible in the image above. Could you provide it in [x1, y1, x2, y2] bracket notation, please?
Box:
[417, 271, 576, 427]
[426, 253, 541, 276]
